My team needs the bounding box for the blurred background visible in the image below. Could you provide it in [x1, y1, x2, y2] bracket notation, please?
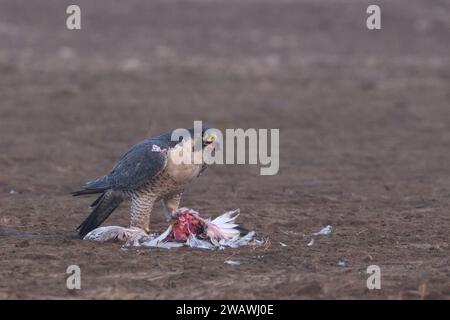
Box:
[0, 0, 449, 299]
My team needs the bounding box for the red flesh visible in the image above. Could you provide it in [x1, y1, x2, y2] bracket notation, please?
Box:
[167, 210, 207, 241]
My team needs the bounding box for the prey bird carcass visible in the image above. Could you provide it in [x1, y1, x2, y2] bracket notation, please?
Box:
[83, 208, 262, 249]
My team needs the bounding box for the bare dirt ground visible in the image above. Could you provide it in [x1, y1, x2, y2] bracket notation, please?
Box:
[0, 0, 449, 299]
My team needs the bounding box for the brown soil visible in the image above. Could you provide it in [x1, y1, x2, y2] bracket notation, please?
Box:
[0, 0, 449, 299]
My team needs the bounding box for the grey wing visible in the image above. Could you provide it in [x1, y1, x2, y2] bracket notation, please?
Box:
[107, 140, 168, 191]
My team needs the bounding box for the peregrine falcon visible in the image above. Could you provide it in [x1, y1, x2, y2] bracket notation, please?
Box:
[73, 126, 217, 238]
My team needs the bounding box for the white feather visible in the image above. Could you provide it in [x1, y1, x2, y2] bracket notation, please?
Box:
[141, 225, 174, 247]
[210, 209, 240, 225]
[186, 234, 215, 249]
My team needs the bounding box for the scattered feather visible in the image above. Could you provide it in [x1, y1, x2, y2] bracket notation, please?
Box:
[307, 239, 315, 247]
[224, 260, 241, 266]
[279, 242, 287, 247]
[313, 225, 332, 236]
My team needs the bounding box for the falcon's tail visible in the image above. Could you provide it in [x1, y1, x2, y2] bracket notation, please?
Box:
[77, 191, 123, 238]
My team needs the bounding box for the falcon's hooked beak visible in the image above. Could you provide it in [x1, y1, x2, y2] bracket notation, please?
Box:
[202, 132, 217, 147]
